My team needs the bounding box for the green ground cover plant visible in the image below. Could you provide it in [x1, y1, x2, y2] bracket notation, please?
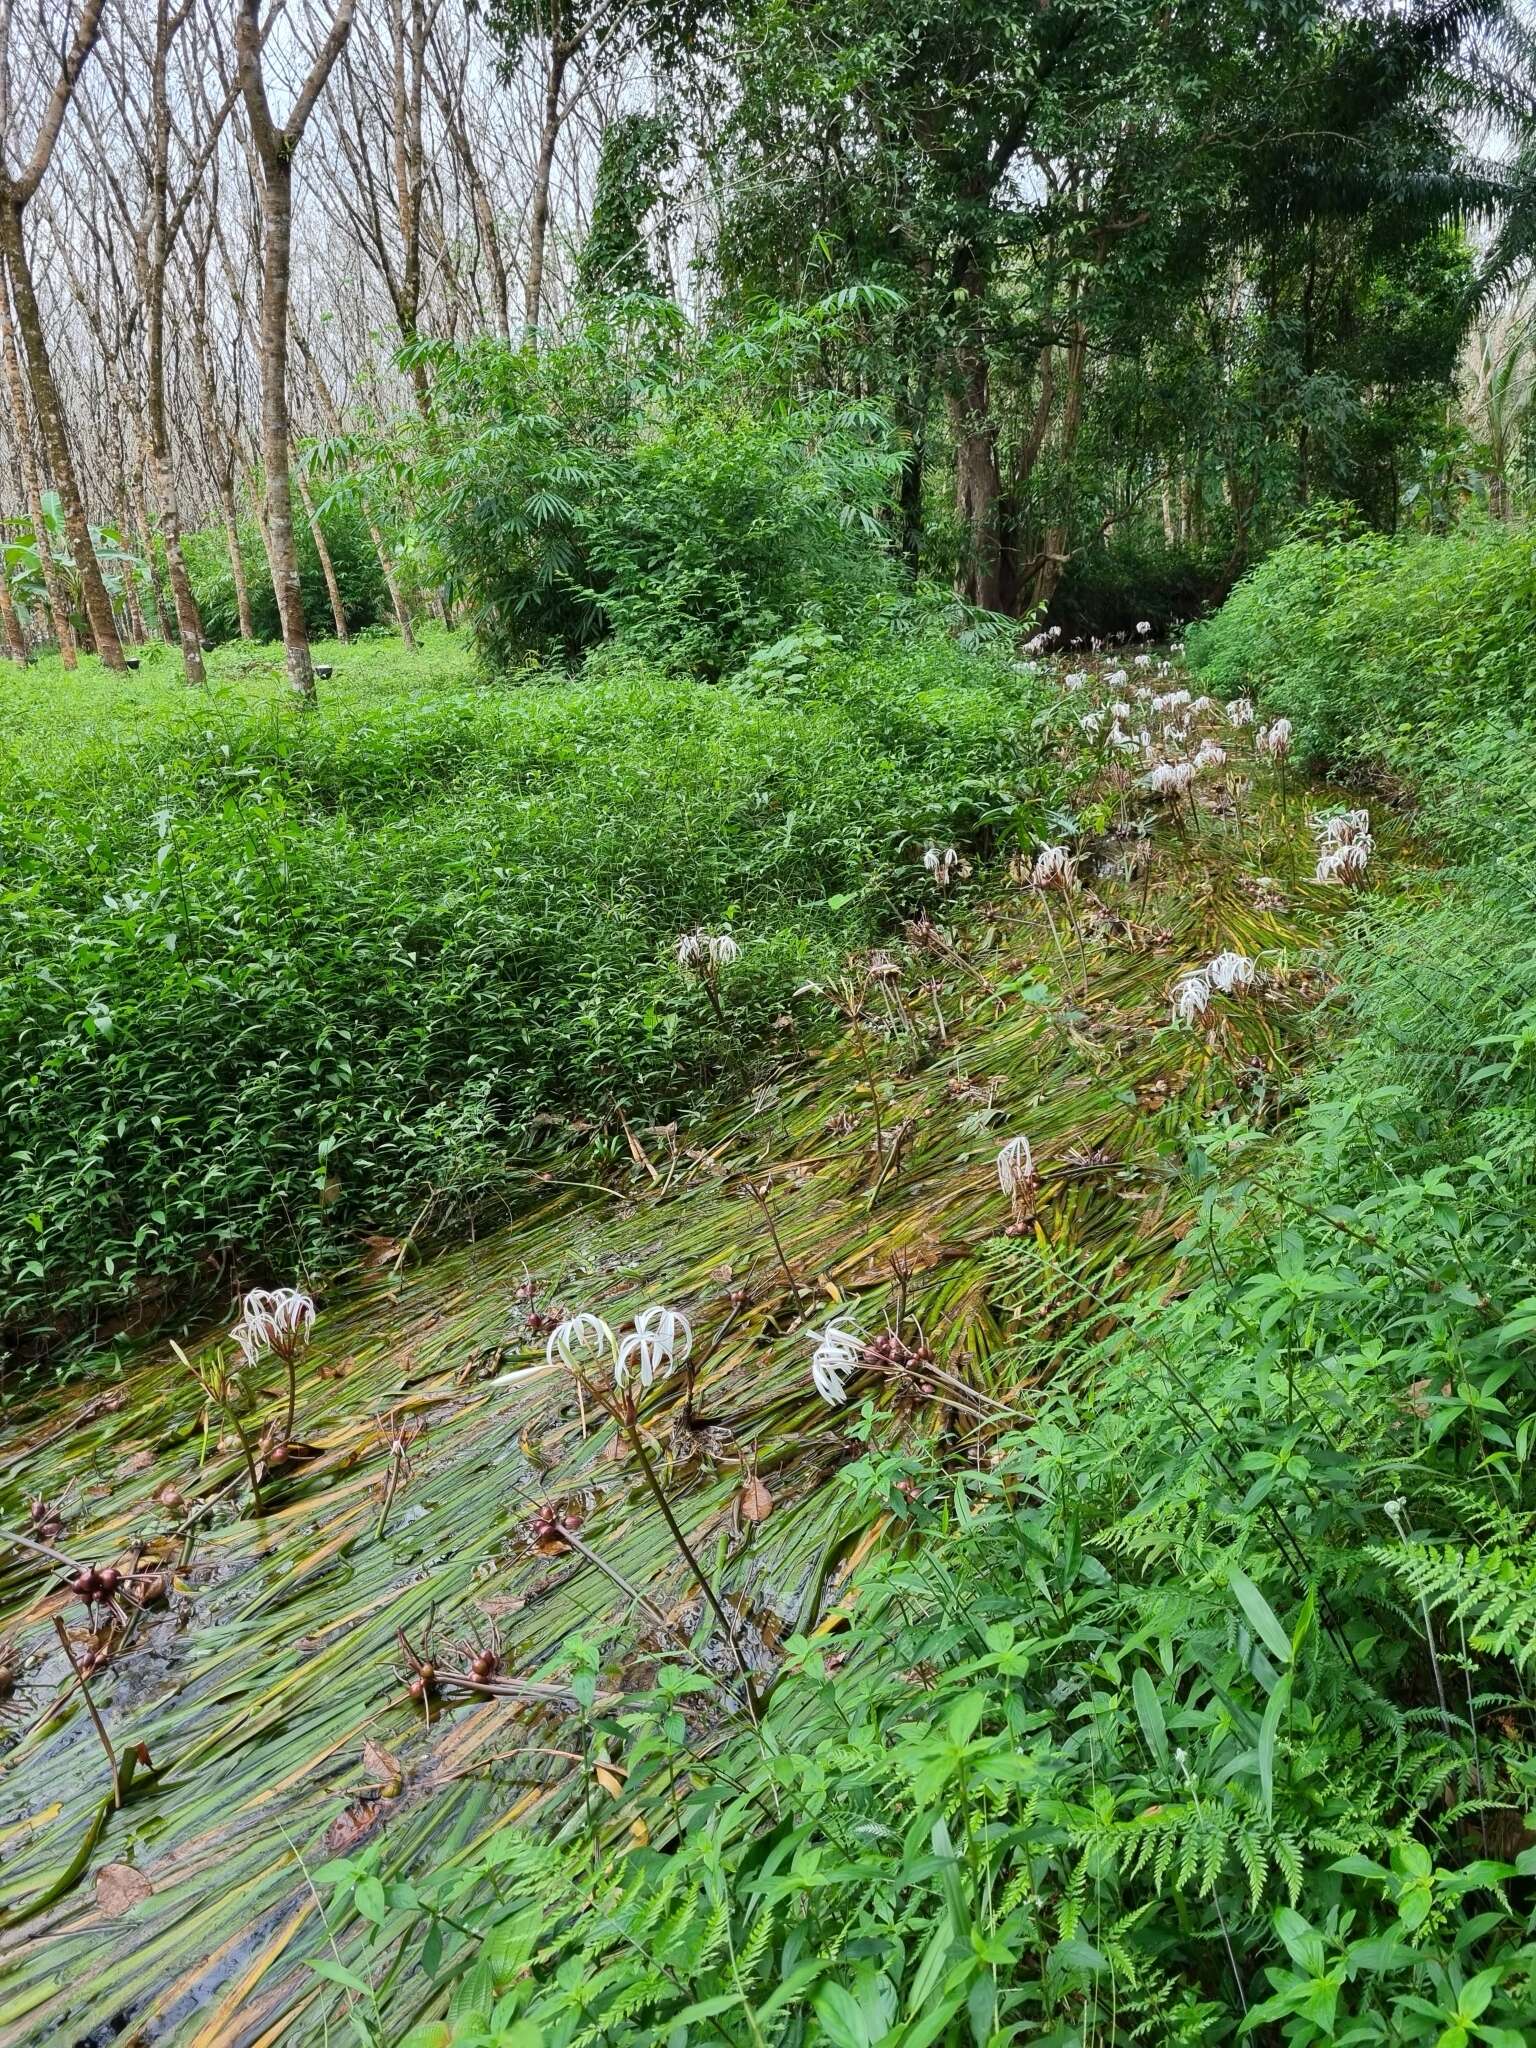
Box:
[296, 535, 1536, 2046]
[0, 616, 1060, 1363]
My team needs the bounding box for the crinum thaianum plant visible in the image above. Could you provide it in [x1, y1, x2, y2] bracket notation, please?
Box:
[805, 1312, 1015, 1424]
[1313, 806, 1373, 885]
[997, 1133, 1039, 1237]
[675, 928, 740, 1026]
[533, 1308, 759, 1703]
[229, 1286, 316, 1445]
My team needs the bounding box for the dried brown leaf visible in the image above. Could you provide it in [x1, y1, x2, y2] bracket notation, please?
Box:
[738, 1478, 773, 1523]
[95, 1863, 152, 1917]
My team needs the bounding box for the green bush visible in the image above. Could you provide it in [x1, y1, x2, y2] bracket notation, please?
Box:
[404, 300, 903, 676]
[1186, 518, 1536, 764]
[185, 502, 388, 646]
[0, 619, 1056, 1359]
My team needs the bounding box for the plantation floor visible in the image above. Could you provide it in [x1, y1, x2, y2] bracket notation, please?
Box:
[0, 678, 1384, 2045]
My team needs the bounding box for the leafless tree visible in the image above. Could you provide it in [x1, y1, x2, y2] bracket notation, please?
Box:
[0, 0, 123, 665]
[234, 0, 356, 699]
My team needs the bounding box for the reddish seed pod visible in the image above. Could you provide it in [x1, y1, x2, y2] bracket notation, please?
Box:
[417, 1662, 435, 1685]
[407, 1676, 427, 1702]
[98, 1567, 121, 1597]
[71, 1571, 94, 1600]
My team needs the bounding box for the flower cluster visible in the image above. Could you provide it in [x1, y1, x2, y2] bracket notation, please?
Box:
[996, 1133, 1039, 1233]
[229, 1287, 315, 1367]
[1256, 717, 1292, 762]
[923, 845, 971, 889]
[676, 930, 740, 974]
[546, 1305, 693, 1394]
[1030, 843, 1077, 892]
[1171, 951, 1259, 1027]
[1311, 806, 1372, 885]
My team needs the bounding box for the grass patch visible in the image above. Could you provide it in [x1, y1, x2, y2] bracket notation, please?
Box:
[0, 619, 1060, 1362]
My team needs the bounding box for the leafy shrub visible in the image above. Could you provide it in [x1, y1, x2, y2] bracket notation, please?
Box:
[1186, 518, 1536, 764]
[0, 620, 1056, 1359]
[404, 298, 903, 676]
[185, 502, 388, 646]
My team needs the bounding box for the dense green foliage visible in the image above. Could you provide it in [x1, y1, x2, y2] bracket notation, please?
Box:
[310, 529, 1536, 2045]
[0, 618, 1059, 1359]
[1188, 515, 1536, 766]
[402, 302, 903, 676]
[184, 503, 390, 646]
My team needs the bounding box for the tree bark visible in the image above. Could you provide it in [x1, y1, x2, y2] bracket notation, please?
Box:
[235, 0, 356, 699]
[252, 160, 314, 694]
[947, 337, 1009, 613]
[131, 480, 174, 639]
[297, 468, 348, 641]
[525, 32, 573, 341]
[0, 547, 26, 661]
[0, 274, 77, 663]
[217, 474, 255, 640]
[0, 271, 76, 664]
[1030, 319, 1088, 611]
[0, 208, 124, 667]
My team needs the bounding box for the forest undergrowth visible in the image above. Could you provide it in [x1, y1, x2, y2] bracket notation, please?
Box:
[8, 569, 1534, 2045]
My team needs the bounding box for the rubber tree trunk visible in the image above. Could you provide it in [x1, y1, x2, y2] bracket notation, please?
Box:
[252, 160, 315, 698]
[145, 447, 206, 682]
[0, 556, 26, 661]
[524, 38, 571, 342]
[0, 274, 76, 666]
[131, 483, 174, 639]
[216, 473, 255, 639]
[0, 206, 124, 668]
[297, 469, 348, 641]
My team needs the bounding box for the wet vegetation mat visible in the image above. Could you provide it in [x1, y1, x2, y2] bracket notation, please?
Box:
[0, 664, 1386, 2044]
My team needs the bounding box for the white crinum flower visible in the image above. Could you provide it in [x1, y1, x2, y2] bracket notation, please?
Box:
[616, 1304, 693, 1391]
[996, 1133, 1037, 1198]
[1133, 653, 1152, 669]
[1136, 619, 1152, 637]
[1225, 697, 1255, 728]
[1111, 699, 1131, 720]
[1077, 710, 1104, 739]
[230, 1286, 315, 1367]
[1205, 950, 1257, 995]
[546, 1311, 618, 1377]
[1146, 760, 1196, 797]
[1312, 806, 1371, 850]
[1105, 667, 1129, 689]
[1316, 841, 1370, 886]
[809, 1320, 863, 1405]
[1256, 717, 1293, 761]
[1031, 843, 1077, 892]
[924, 845, 968, 888]
[676, 929, 738, 974]
[1193, 738, 1227, 774]
[1170, 972, 1214, 1027]
[1064, 670, 1088, 690]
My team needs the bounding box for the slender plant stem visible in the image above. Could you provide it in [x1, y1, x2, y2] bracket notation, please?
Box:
[52, 1616, 122, 1808]
[746, 1181, 803, 1312]
[623, 1420, 760, 1721]
[3, 1526, 87, 1575]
